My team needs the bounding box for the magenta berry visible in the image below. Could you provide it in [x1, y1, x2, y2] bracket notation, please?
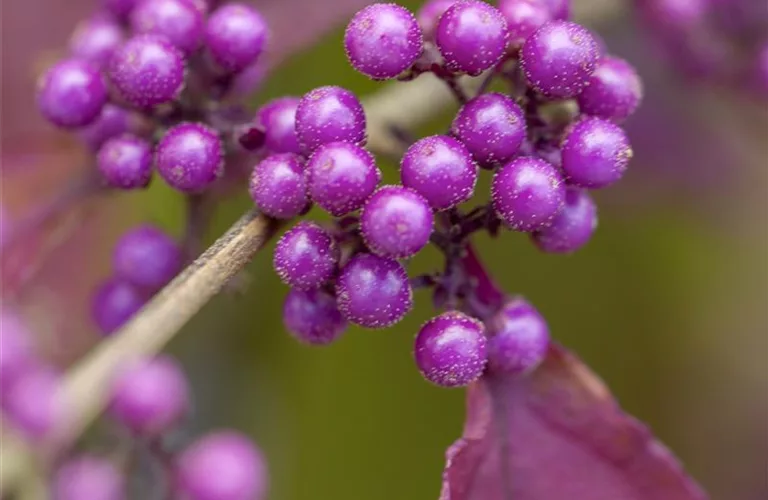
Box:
[336, 253, 413, 328]
[69, 16, 124, 68]
[560, 117, 632, 188]
[97, 135, 153, 189]
[577, 56, 643, 122]
[130, 0, 204, 55]
[255, 97, 301, 155]
[295, 86, 367, 155]
[416, 0, 458, 40]
[113, 225, 182, 290]
[542, 0, 570, 19]
[156, 122, 224, 192]
[0, 310, 34, 392]
[229, 60, 266, 98]
[414, 311, 487, 387]
[91, 277, 148, 335]
[79, 104, 135, 151]
[205, 3, 268, 73]
[498, 0, 552, 45]
[53, 455, 125, 500]
[37, 59, 107, 128]
[487, 298, 550, 374]
[249, 153, 308, 219]
[273, 222, 338, 290]
[282, 289, 347, 345]
[532, 187, 597, 253]
[3, 367, 62, 441]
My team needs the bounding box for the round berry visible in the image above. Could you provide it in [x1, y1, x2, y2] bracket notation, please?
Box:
[249, 153, 308, 219]
[91, 278, 148, 335]
[175, 431, 268, 500]
[205, 3, 268, 73]
[283, 289, 347, 345]
[113, 225, 182, 290]
[450, 92, 526, 166]
[53, 455, 125, 500]
[156, 123, 223, 192]
[577, 56, 643, 122]
[345, 4, 424, 79]
[520, 21, 600, 98]
[560, 117, 632, 188]
[416, 0, 458, 40]
[542, 0, 570, 19]
[400, 135, 477, 210]
[414, 311, 487, 387]
[435, 0, 509, 75]
[336, 253, 412, 328]
[295, 86, 367, 154]
[79, 104, 135, 151]
[273, 222, 338, 290]
[0, 309, 35, 391]
[361, 186, 433, 259]
[108, 35, 185, 109]
[532, 187, 597, 253]
[97, 135, 153, 189]
[3, 367, 62, 441]
[487, 298, 549, 374]
[491, 156, 565, 232]
[498, 0, 552, 45]
[37, 59, 107, 128]
[229, 61, 266, 98]
[131, 0, 204, 55]
[255, 97, 301, 155]
[103, 0, 140, 19]
[69, 16, 124, 68]
[306, 142, 380, 217]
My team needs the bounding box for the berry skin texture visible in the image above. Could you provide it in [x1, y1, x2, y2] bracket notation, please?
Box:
[108, 35, 186, 109]
[520, 21, 600, 98]
[360, 185, 434, 259]
[113, 225, 182, 290]
[69, 16, 125, 68]
[486, 298, 550, 375]
[205, 3, 269, 73]
[174, 431, 268, 500]
[532, 187, 597, 253]
[3, 367, 62, 441]
[130, 0, 204, 55]
[414, 311, 487, 387]
[37, 59, 107, 128]
[451, 92, 526, 167]
[577, 56, 643, 122]
[336, 253, 413, 328]
[91, 278, 148, 335]
[282, 289, 347, 345]
[416, 0, 458, 41]
[53, 455, 125, 500]
[255, 97, 301, 155]
[249, 153, 308, 219]
[97, 135, 153, 189]
[344, 3, 424, 80]
[491, 156, 565, 232]
[78, 104, 135, 151]
[306, 142, 381, 217]
[156, 122, 224, 192]
[273, 222, 338, 290]
[400, 135, 477, 210]
[435, 0, 510, 75]
[497, 0, 552, 46]
[295, 86, 367, 155]
[560, 117, 632, 188]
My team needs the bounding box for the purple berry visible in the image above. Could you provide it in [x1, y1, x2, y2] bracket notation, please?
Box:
[249, 153, 308, 219]
[560, 117, 632, 188]
[414, 311, 487, 387]
[282, 289, 347, 345]
[491, 156, 565, 232]
[336, 253, 413, 328]
[360, 186, 434, 259]
[295, 86, 366, 155]
[255, 97, 301, 155]
[520, 21, 600, 98]
[156, 122, 224, 192]
[498, 0, 552, 45]
[91, 277, 148, 335]
[450, 92, 526, 166]
[0, 310, 35, 392]
[532, 187, 597, 253]
[205, 3, 269, 73]
[487, 298, 549, 374]
[69, 16, 124, 68]
[37, 59, 107, 128]
[113, 225, 182, 290]
[435, 0, 509, 75]
[131, 0, 204, 55]
[306, 142, 380, 217]
[108, 35, 185, 109]
[78, 104, 135, 151]
[53, 455, 125, 500]
[103, 0, 139, 19]
[3, 366, 62, 441]
[229, 61, 266, 98]
[577, 56, 643, 122]
[97, 135, 153, 189]
[416, 0, 458, 40]
[273, 222, 338, 290]
[542, 0, 570, 19]
[175, 431, 268, 500]
[345, 4, 424, 79]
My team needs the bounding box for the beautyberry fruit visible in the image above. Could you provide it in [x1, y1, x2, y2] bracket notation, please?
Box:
[577, 56, 643, 122]
[531, 187, 597, 253]
[560, 117, 632, 188]
[53, 455, 125, 500]
[91, 278, 148, 335]
[295, 86, 366, 155]
[249, 153, 308, 219]
[273, 222, 338, 290]
[282, 289, 347, 345]
[113, 225, 183, 290]
[130, 0, 204, 55]
[156, 122, 224, 192]
[205, 3, 269, 73]
[97, 135, 153, 189]
[37, 59, 107, 128]
[487, 298, 550, 374]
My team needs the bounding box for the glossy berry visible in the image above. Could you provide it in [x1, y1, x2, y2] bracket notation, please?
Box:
[175, 431, 268, 500]
[91, 278, 148, 335]
[109, 356, 189, 436]
[273, 222, 338, 290]
[306, 142, 380, 217]
[435, 0, 509, 75]
[97, 135, 153, 189]
[130, 0, 204, 55]
[156, 123, 223, 192]
[108, 35, 185, 109]
[520, 21, 600, 98]
[79, 104, 135, 151]
[103, 0, 139, 19]
[498, 0, 552, 45]
[205, 3, 269, 73]
[577, 56, 643, 122]
[3, 367, 62, 441]
[336, 253, 413, 328]
[451, 92, 526, 166]
[414, 311, 487, 387]
[53, 455, 125, 500]
[400, 135, 477, 210]
[361, 186, 434, 259]
[37, 59, 107, 128]
[255, 97, 301, 154]
[0, 310, 34, 391]
[69, 16, 124, 68]
[491, 156, 565, 232]
[416, 0, 457, 40]
[113, 225, 182, 290]
[560, 117, 632, 188]
[345, 3, 424, 79]
[487, 298, 549, 374]
[295, 86, 366, 154]
[249, 153, 308, 219]
[532, 187, 597, 253]
[282, 289, 347, 345]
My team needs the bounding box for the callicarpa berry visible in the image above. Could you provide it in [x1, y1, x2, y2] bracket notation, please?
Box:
[156, 122, 224, 192]
[532, 187, 597, 253]
[79, 104, 136, 151]
[542, 0, 570, 20]
[414, 311, 487, 387]
[97, 135, 153, 189]
[577, 56, 643, 122]
[295, 86, 367, 155]
[229, 60, 267, 98]
[273, 222, 338, 290]
[497, 0, 553, 46]
[3, 367, 63, 441]
[130, 0, 205, 55]
[91, 277, 148, 335]
[37, 59, 107, 128]
[249, 153, 308, 219]
[282, 289, 347, 345]
[113, 225, 183, 290]
[560, 117, 632, 188]
[416, 0, 458, 41]
[486, 298, 550, 374]
[53, 455, 125, 500]
[69, 16, 124, 68]
[255, 97, 301, 155]
[205, 3, 269, 73]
